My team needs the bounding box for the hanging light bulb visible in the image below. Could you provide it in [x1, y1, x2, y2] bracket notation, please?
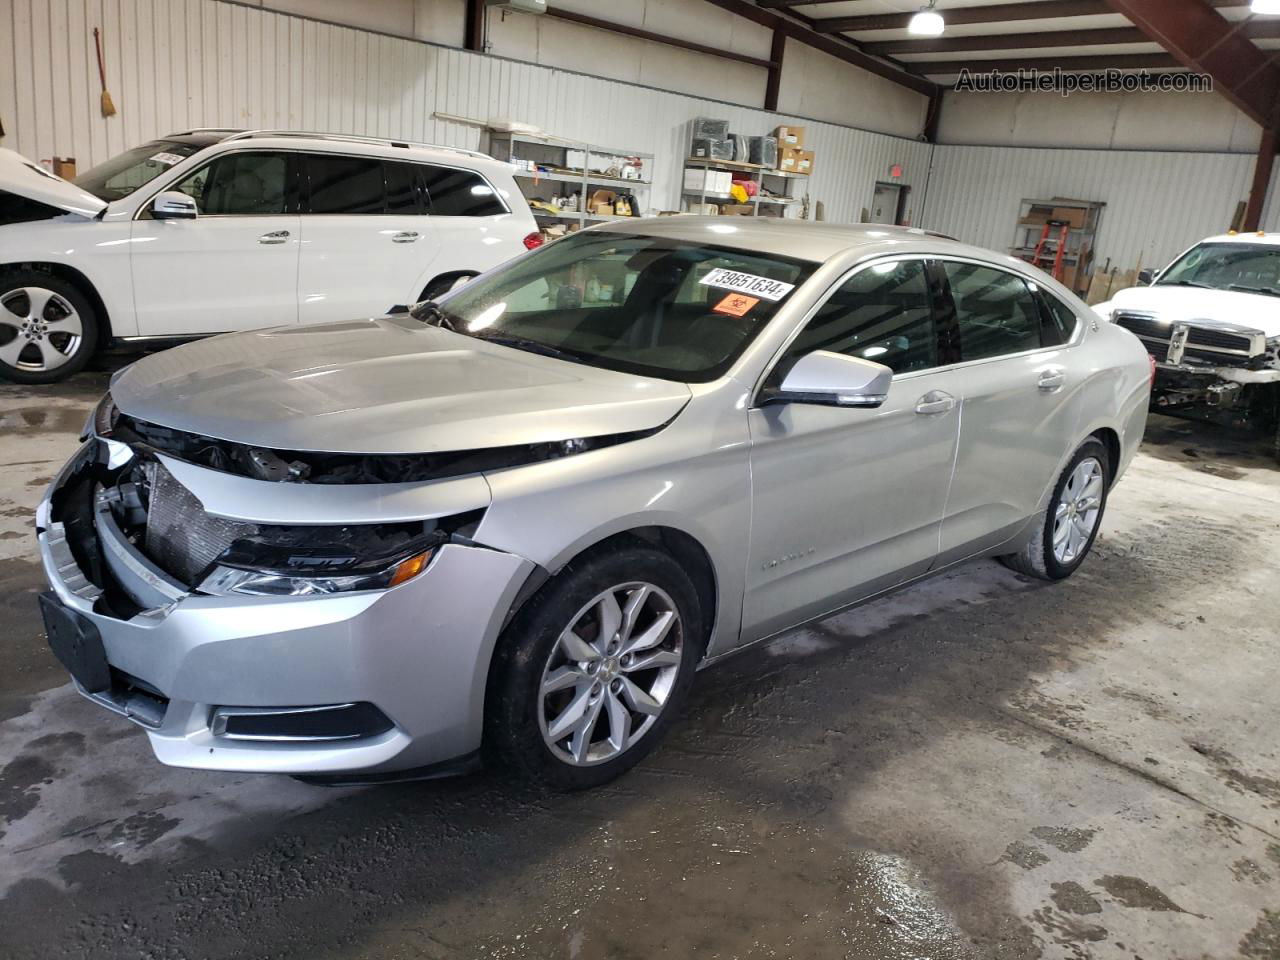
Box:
[1252, 0, 1280, 14]
[908, 0, 946, 35]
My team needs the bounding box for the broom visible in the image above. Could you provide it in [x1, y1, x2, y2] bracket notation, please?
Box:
[94, 28, 116, 118]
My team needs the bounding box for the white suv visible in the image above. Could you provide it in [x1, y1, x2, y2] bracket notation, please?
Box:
[0, 129, 540, 383]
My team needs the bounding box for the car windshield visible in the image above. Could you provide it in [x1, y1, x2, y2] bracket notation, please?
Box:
[1156, 242, 1280, 296]
[74, 140, 202, 202]
[429, 229, 818, 382]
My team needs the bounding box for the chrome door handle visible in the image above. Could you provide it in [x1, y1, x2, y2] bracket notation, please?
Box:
[392, 231, 421, 243]
[1038, 369, 1066, 391]
[258, 230, 290, 245]
[915, 390, 955, 415]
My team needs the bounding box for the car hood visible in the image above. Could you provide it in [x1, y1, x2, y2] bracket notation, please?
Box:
[110, 317, 693, 454]
[0, 148, 106, 218]
[1103, 284, 1280, 339]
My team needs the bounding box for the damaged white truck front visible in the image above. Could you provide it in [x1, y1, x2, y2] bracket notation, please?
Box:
[1095, 232, 1280, 461]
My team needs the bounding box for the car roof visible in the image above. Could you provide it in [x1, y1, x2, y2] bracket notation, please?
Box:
[1199, 231, 1280, 247]
[162, 128, 511, 176]
[594, 216, 994, 264]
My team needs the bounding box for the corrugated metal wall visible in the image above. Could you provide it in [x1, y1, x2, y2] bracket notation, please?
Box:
[920, 144, 1259, 273]
[0, 0, 933, 227]
[0, 0, 1269, 274]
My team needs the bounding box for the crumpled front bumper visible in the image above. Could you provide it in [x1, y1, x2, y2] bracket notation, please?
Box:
[36, 440, 535, 777]
[1154, 360, 1280, 385]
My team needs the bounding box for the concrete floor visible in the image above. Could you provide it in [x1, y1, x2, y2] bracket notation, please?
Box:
[1, 358, 1279, 960]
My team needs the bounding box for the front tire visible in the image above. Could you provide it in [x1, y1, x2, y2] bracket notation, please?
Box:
[485, 543, 702, 790]
[1000, 437, 1110, 581]
[0, 270, 98, 383]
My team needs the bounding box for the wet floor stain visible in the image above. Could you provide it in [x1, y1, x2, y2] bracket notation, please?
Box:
[0, 407, 87, 436]
[1049, 881, 1102, 915]
[1000, 841, 1050, 871]
[0, 753, 55, 835]
[1189, 741, 1280, 806]
[1240, 908, 1280, 958]
[1095, 875, 1195, 914]
[1230, 858, 1273, 885]
[1030, 826, 1097, 854]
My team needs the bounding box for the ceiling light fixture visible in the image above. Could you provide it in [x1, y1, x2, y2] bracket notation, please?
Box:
[1252, 0, 1280, 14]
[908, 0, 945, 36]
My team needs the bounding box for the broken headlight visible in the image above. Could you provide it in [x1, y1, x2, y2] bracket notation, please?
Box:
[198, 531, 440, 597]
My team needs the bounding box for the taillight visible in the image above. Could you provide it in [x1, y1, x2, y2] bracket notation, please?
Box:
[1148, 354, 1157, 387]
[522, 231, 544, 250]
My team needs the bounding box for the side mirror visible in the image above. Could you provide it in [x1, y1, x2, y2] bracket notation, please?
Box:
[1137, 269, 1155, 285]
[152, 191, 198, 220]
[766, 350, 893, 409]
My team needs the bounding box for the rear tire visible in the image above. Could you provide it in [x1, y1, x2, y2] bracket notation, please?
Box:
[1000, 437, 1110, 581]
[485, 543, 702, 790]
[0, 270, 99, 384]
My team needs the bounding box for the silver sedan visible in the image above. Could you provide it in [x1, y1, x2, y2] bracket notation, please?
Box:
[37, 218, 1151, 788]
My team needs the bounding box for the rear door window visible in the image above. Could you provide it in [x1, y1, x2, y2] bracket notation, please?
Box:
[422, 166, 506, 217]
[943, 262, 1044, 361]
[306, 154, 384, 214]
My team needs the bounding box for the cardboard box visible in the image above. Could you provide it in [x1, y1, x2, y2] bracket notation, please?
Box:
[1051, 206, 1087, 229]
[774, 125, 805, 148]
[777, 146, 813, 175]
[721, 204, 754, 216]
[51, 157, 76, 179]
[683, 169, 733, 195]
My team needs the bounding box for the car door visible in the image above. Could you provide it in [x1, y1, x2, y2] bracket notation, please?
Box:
[296, 153, 436, 323]
[129, 150, 300, 336]
[742, 256, 961, 644]
[934, 259, 1082, 562]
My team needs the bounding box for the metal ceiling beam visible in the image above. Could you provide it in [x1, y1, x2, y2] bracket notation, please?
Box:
[818, 0, 1247, 34]
[542, 9, 776, 69]
[865, 18, 1280, 55]
[910, 52, 1179, 74]
[699, 0, 937, 95]
[1103, 0, 1280, 127]
[866, 26, 1146, 55]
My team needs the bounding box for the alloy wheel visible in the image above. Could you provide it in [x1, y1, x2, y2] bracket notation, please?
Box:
[1053, 456, 1104, 564]
[538, 581, 683, 766]
[0, 286, 84, 373]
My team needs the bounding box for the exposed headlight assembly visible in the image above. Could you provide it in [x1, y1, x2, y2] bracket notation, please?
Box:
[199, 545, 435, 597]
[82, 391, 119, 440]
[198, 529, 443, 597]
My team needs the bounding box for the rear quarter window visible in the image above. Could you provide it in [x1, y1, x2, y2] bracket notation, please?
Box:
[422, 165, 507, 217]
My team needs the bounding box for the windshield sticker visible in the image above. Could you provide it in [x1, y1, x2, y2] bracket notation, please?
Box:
[712, 293, 760, 317]
[148, 152, 186, 166]
[698, 268, 795, 301]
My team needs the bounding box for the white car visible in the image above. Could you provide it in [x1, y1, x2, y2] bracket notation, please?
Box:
[0, 129, 541, 383]
[1095, 232, 1280, 460]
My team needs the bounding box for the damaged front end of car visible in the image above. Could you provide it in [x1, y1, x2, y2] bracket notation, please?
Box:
[1111, 311, 1280, 434]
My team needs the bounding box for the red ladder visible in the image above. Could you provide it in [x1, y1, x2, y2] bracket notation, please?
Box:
[1029, 222, 1069, 280]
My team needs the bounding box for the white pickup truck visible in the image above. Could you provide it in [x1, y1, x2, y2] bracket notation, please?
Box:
[1095, 232, 1280, 461]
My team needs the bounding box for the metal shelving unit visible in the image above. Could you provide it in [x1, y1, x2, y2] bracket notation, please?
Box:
[1011, 197, 1105, 297]
[682, 155, 804, 218]
[486, 131, 653, 230]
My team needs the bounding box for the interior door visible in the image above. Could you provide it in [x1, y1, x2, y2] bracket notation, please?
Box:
[742, 257, 960, 644]
[296, 154, 438, 324]
[129, 150, 300, 336]
[935, 260, 1081, 562]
